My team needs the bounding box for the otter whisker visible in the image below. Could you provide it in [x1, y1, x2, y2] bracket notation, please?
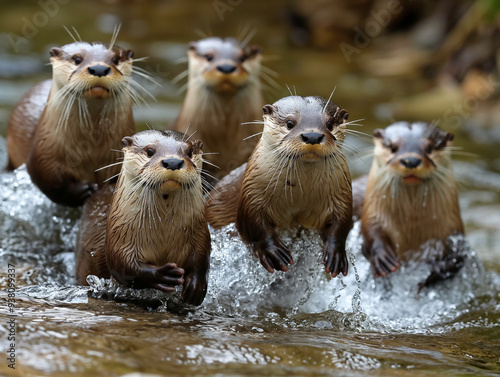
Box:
[201, 158, 220, 169]
[104, 172, 121, 183]
[323, 87, 336, 113]
[131, 67, 160, 86]
[240, 27, 257, 48]
[185, 130, 197, 142]
[243, 132, 263, 141]
[241, 121, 265, 126]
[109, 24, 121, 50]
[63, 25, 79, 43]
[95, 161, 123, 172]
[172, 69, 190, 84]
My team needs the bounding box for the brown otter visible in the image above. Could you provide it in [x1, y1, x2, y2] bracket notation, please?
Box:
[75, 129, 211, 305]
[206, 95, 353, 277]
[6, 39, 144, 207]
[358, 121, 465, 288]
[171, 37, 264, 181]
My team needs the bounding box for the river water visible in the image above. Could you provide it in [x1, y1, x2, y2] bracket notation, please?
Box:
[0, 1, 499, 376]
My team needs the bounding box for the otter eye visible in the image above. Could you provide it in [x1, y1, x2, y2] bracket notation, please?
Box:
[239, 55, 247, 63]
[186, 147, 193, 158]
[425, 144, 434, 154]
[73, 56, 82, 65]
[390, 144, 398, 154]
[205, 54, 214, 62]
[146, 148, 155, 157]
[286, 120, 295, 130]
[112, 56, 120, 65]
[326, 120, 334, 131]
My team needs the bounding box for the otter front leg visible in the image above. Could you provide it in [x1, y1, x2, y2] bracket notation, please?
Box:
[28, 157, 97, 206]
[236, 209, 293, 273]
[182, 226, 211, 306]
[361, 224, 400, 278]
[321, 215, 352, 277]
[418, 235, 466, 291]
[253, 235, 294, 273]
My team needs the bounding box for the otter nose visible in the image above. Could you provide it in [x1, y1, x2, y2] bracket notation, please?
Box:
[162, 158, 184, 171]
[301, 132, 324, 145]
[87, 65, 111, 77]
[400, 157, 422, 169]
[216, 64, 237, 74]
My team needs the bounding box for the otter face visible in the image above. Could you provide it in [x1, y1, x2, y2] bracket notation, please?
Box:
[121, 130, 203, 196]
[373, 122, 454, 185]
[49, 42, 134, 100]
[188, 37, 261, 93]
[261, 96, 349, 162]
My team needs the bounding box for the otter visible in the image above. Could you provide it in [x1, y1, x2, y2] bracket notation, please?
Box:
[358, 122, 465, 288]
[75, 129, 211, 305]
[6, 39, 143, 207]
[171, 37, 264, 182]
[206, 95, 353, 277]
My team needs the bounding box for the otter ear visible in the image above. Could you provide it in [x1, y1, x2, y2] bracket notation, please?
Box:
[435, 131, 454, 149]
[49, 47, 62, 58]
[263, 104, 275, 115]
[192, 140, 204, 154]
[373, 129, 385, 139]
[245, 45, 262, 57]
[125, 49, 134, 60]
[338, 109, 349, 121]
[122, 136, 134, 148]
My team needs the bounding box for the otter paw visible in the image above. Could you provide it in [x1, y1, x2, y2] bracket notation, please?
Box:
[182, 273, 208, 306]
[73, 182, 98, 204]
[257, 239, 294, 273]
[149, 263, 185, 293]
[370, 249, 400, 278]
[322, 243, 348, 277]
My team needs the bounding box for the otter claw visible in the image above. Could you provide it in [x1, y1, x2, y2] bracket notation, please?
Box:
[182, 273, 208, 306]
[151, 263, 184, 289]
[323, 243, 348, 277]
[257, 239, 293, 273]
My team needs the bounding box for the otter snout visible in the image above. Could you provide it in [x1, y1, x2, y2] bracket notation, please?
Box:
[162, 158, 184, 171]
[301, 132, 324, 145]
[216, 64, 237, 74]
[87, 65, 111, 77]
[400, 156, 422, 169]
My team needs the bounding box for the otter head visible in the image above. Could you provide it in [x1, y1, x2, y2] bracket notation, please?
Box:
[373, 122, 454, 185]
[261, 95, 349, 162]
[49, 42, 134, 100]
[187, 37, 261, 93]
[120, 130, 203, 197]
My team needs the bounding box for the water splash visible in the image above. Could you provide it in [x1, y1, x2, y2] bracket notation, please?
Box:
[0, 155, 495, 334]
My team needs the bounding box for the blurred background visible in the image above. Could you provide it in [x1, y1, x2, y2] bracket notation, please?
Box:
[0, 0, 499, 259]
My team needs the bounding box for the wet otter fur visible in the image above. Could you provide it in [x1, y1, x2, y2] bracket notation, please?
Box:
[171, 37, 264, 181]
[75, 129, 211, 305]
[6, 36, 146, 207]
[206, 95, 353, 277]
[358, 121, 465, 289]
